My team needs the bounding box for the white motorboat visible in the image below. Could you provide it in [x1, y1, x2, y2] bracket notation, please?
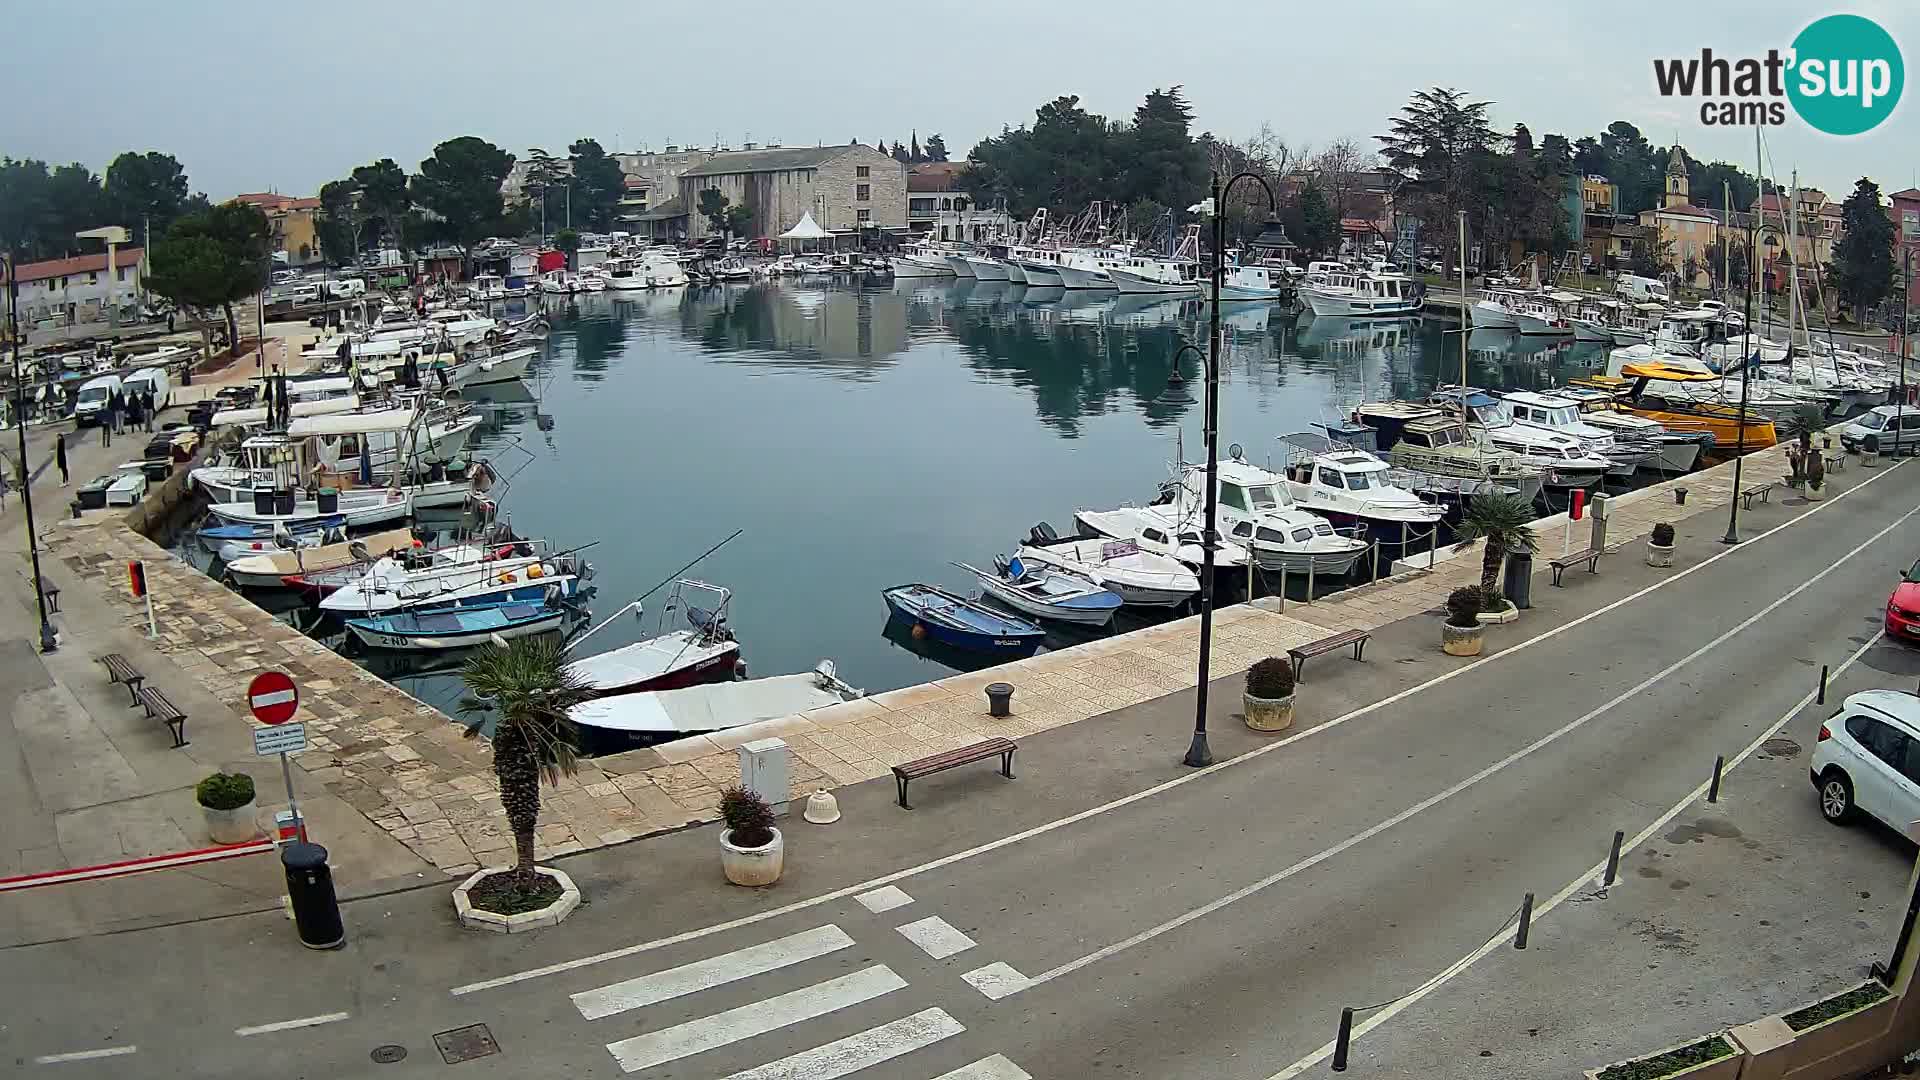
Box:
[439, 346, 534, 392]
[1513, 292, 1575, 336]
[1573, 299, 1622, 342]
[1351, 402, 1548, 505]
[569, 662, 862, 749]
[1469, 289, 1521, 329]
[1008, 246, 1065, 287]
[1014, 523, 1199, 609]
[320, 543, 584, 614]
[963, 254, 1010, 281]
[1652, 309, 1719, 354]
[1298, 265, 1421, 317]
[1501, 390, 1658, 477]
[1071, 504, 1254, 573]
[1608, 303, 1666, 346]
[1162, 458, 1369, 575]
[1056, 248, 1121, 290]
[1109, 255, 1201, 295]
[538, 270, 580, 295]
[469, 274, 508, 302]
[564, 580, 742, 697]
[890, 241, 958, 278]
[1554, 388, 1710, 473]
[1428, 388, 1611, 489]
[1702, 334, 1791, 368]
[602, 257, 649, 291]
[957, 558, 1123, 627]
[213, 523, 345, 565]
[222, 526, 417, 589]
[1274, 438, 1448, 534]
[1218, 264, 1289, 300]
[210, 486, 414, 530]
[945, 254, 978, 278]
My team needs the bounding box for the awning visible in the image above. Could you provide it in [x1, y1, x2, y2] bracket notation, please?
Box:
[287, 408, 420, 436]
[779, 211, 832, 240]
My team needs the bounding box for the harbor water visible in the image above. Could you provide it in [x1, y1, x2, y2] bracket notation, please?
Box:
[195, 279, 1623, 718]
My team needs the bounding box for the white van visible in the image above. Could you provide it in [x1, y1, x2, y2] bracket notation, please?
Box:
[321, 278, 367, 299]
[1616, 274, 1672, 304]
[73, 374, 123, 426]
[286, 282, 323, 305]
[123, 367, 173, 412]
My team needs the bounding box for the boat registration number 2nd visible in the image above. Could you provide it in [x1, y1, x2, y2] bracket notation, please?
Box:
[994, 639, 1023, 647]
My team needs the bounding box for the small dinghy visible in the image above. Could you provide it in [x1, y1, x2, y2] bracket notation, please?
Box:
[345, 597, 570, 651]
[957, 557, 1123, 627]
[198, 514, 346, 554]
[213, 523, 346, 566]
[882, 584, 1046, 655]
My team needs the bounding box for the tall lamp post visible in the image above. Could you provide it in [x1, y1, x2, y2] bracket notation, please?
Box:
[1721, 213, 1760, 545]
[7, 253, 58, 652]
[1174, 170, 1281, 769]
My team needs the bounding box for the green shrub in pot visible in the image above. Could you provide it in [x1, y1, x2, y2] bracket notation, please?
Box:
[196, 772, 255, 811]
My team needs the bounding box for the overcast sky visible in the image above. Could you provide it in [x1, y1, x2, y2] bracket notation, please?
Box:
[2, 0, 1913, 201]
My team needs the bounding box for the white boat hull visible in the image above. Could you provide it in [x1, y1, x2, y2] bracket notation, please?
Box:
[1572, 320, 1613, 342]
[1300, 288, 1420, 318]
[946, 256, 977, 278]
[1018, 263, 1064, 287]
[1609, 327, 1650, 346]
[1003, 261, 1029, 284]
[347, 610, 563, 651]
[964, 257, 1008, 281]
[890, 257, 953, 278]
[977, 580, 1113, 625]
[1218, 283, 1286, 300]
[448, 349, 532, 390]
[1249, 545, 1367, 576]
[1109, 268, 1200, 295]
[1470, 301, 1518, 329]
[1652, 439, 1704, 473]
[1515, 311, 1571, 336]
[210, 489, 413, 529]
[1055, 264, 1114, 290]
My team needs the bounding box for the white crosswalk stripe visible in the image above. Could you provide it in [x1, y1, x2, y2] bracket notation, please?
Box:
[603, 964, 907, 1073]
[896, 915, 977, 960]
[717, 1007, 965, 1080]
[934, 1055, 1035, 1080]
[573, 925, 854, 1020]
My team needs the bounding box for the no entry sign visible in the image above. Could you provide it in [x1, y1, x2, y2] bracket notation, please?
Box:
[247, 671, 299, 725]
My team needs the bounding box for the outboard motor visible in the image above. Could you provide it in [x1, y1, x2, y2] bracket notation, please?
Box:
[1027, 522, 1060, 546]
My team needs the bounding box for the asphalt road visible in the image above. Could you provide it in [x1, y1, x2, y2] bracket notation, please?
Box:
[7, 461, 1920, 1079]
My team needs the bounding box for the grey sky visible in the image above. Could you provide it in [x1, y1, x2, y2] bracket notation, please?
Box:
[2, 0, 1914, 201]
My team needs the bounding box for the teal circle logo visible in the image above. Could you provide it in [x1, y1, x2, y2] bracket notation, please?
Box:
[1788, 14, 1903, 135]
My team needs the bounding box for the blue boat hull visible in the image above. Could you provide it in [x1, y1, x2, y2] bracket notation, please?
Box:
[883, 585, 1044, 656]
[345, 600, 566, 651]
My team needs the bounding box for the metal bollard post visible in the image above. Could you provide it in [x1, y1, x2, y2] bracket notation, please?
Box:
[1278, 565, 1287, 612]
[1307, 559, 1316, 603]
[1602, 829, 1624, 887]
[1332, 1007, 1355, 1072]
[1371, 542, 1380, 583]
[1708, 755, 1725, 803]
[1818, 664, 1829, 705]
[1515, 892, 1534, 949]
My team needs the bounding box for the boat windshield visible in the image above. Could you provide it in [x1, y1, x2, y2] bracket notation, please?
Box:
[1346, 472, 1373, 491]
[1476, 400, 1515, 426]
[1247, 484, 1286, 510]
[1548, 406, 1581, 426]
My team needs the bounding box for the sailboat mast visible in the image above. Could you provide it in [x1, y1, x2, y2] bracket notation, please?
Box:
[1457, 210, 1469, 394]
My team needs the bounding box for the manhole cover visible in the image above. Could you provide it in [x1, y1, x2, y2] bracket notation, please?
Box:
[370, 1045, 407, 1064]
[1760, 736, 1803, 759]
[434, 1024, 499, 1064]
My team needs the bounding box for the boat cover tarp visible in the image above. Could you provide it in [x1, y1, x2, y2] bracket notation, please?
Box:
[570, 672, 845, 734]
[288, 408, 420, 436]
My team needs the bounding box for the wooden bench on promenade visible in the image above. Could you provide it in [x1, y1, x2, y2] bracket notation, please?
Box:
[1287, 629, 1373, 681]
[1549, 549, 1602, 587]
[893, 737, 1017, 810]
[99, 653, 145, 705]
[1739, 483, 1774, 510]
[135, 686, 189, 748]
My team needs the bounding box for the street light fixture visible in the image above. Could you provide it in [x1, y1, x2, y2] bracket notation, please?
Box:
[1182, 171, 1280, 769]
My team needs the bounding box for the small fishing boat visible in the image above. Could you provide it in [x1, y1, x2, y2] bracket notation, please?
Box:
[564, 580, 743, 697]
[345, 597, 571, 651]
[569, 661, 863, 753]
[1015, 523, 1199, 609]
[320, 544, 587, 614]
[956, 558, 1123, 627]
[224, 527, 417, 589]
[207, 487, 413, 530]
[198, 514, 347, 554]
[1071, 504, 1255, 575]
[212, 523, 345, 565]
[882, 584, 1046, 655]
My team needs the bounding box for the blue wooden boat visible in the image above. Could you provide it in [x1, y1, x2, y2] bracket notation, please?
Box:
[882, 583, 1046, 656]
[198, 513, 347, 553]
[344, 599, 567, 651]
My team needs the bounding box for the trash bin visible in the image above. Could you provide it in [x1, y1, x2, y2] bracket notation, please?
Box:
[252, 487, 275, 515]
[1503, 550, 1534, 610]
[316, 487, 338, 515]
[274, 489, 296, 515]
[985, 682, 1015, 718]
[282, 842, 345, 950]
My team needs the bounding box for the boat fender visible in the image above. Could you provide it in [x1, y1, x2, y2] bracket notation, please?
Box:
[498, 572, 517, 584]
[527, 564, 545, 579]
[911, 622, 928, 640]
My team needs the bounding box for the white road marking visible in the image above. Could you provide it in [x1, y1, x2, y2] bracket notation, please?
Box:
[448, 461, 1906, 998]
[1014, 497, 1920, 995]
[961, 962, 1032, 1000]
[717, 1007, 964, 1080]
[604, 964, 907, 1074]
[935, 1055, 1036, 1080]
[234, 1011, 350, 1037]
[1264, 626, 1891, 1079]
[895, 915, 976, 959]
[572, 925, 855, 1020]
[34, 1046, 137, 1064]
[855, 885, 914, 913]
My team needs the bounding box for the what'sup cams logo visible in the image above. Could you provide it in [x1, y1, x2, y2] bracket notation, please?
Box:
[1653, 14, 1903, 135]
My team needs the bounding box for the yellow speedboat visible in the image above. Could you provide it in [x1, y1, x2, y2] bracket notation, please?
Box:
[1570, 366, 1777, 459]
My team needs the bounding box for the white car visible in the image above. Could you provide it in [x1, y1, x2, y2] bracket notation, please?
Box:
[1812, 690, 1920, 832]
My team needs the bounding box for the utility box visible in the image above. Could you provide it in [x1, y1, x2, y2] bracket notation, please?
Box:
[1589, 493, 1611, 551]
[1503, 551, 1534, 609]
[738, 738, 790, 816]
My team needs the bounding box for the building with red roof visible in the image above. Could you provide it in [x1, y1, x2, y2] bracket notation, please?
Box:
[0, 247, 147, 326]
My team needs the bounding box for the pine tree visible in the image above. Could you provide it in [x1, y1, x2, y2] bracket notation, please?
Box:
[1831, 177, 1895, 322]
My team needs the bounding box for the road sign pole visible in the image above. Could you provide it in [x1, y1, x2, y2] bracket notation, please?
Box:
[143, 588, 157, 640]
[280, 750, 305, 843]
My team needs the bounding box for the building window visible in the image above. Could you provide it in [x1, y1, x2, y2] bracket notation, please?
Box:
[857, 209, 872, 223]
[856, 184, 870, 201]
[118, 267, 130, 281]
[856, 165, 870, 178]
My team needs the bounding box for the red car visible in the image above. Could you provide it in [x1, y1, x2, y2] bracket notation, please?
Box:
[1887, 559, 1920, 638]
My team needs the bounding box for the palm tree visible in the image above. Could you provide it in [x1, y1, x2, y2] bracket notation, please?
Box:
[458, 637, 592, 884]
[1452, 493, 1540, 600]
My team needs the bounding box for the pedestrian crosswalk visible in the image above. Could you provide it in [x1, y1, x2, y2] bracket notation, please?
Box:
[573, 918, 1033, 1077]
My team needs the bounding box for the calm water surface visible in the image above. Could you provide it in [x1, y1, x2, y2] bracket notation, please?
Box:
[232, 280, 1615, 716]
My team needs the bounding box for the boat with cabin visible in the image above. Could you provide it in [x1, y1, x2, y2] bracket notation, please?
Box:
[1351, 402, 1547, 506]
[1426, 388, 1612, 490]
[1298, 264, 1421, 318]
[1014, 523, 1199, 609]
[1274, 436, 1449, 538]
[1158, 458, 1369, 575]
[563, 579, 744, 697]
[1500, 389, 1660, 477]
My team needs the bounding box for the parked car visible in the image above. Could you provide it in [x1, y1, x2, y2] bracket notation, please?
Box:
[1812, 690, 1920, 831]
[1840, 405, 1920, 456]
[1888, 560, 1920, 640]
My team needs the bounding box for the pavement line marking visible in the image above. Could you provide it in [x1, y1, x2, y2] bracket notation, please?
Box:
[895, 915, 977, 959]
[961, 962, 1032, 1000]
[604, 964, 907, 1074]
[1015, 498, 1920, 994]
[717, 1007, 964, 1080]
[855, 885, 914, 913]
[33, 1047, 137, 1064]
[572, 924, 855, 1021]
[233, 1012, 350, 1037]
[934, 1055, 1036, 1080]
[448, 460, 1906, 998]
[1264, 627, 1890, 1079]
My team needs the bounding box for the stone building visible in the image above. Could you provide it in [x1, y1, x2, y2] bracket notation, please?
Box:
[0, 248, 147, 327]
[676, 144, 906, 243]
[907, 163, 1012, 243]
[232, 192, 325, 266]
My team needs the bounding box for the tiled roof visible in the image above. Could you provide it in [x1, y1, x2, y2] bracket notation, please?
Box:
[1, 248, 145, 284]
[682, 146, 854, 178]
[1890, 188, 1920, 201]
[636, 195, 687, 221]
[1647, 201, 1717, 219]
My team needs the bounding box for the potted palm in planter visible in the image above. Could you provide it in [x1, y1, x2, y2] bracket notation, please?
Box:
[451, 637, 590, 932]
[197, 771, 258, 844]
[1442, 586, 1487, 656]
[719, 786, 784, 886]
[1452, 493, 1537, 623]
[1243, 657, 1296, 732]
[1646, 522, 1676, 567]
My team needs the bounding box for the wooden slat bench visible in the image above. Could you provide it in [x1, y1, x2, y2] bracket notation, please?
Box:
[1287, 629, 1372, 680]
[135, 686, 189, 748]
[99, 653, 145, 705]
[893, 737, 1016, 810]
[1739, 483, 1774, 510]
[1549, 548, 1602, 586]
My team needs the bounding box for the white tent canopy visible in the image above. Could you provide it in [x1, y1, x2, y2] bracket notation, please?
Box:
[779, 211, 832, 241]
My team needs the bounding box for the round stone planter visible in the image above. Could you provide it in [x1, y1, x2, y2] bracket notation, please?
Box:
[453, 866, 581, 933]
[1442, 622, 1485, 657]
[1476, 601, 1519, 625]
[1806, 485, 1825, 501]
[202, 799, 259, 845]
[721, 827, 785, 887]
[1646, 542, 1675, 568]
[1243, 691, 1295, 733]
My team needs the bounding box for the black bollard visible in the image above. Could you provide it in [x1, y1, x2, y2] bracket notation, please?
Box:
[1708, 755, 1725, 803]
[1332, 1007, 1355, 1071]
[1515, 892, 1534, 949]
[1818, 664, 1829, 705]
[1602, 830, 1624, 888]
[985, 682, 1014, 719]
[282, 842, 345, 949]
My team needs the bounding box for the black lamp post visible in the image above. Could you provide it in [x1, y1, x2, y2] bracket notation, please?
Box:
[7, 253, 58, 652]
[1176, 171, 1281, 769]
[1722, 215, 1759, 545]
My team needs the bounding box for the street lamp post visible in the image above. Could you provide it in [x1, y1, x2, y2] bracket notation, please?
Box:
[1178, 171, 1281, 769]
[1721, 215, 1759, 545]
[7, 253, 58, 652]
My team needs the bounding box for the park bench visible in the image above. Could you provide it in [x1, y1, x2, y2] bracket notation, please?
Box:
[1739, 483, 1774, 510]
[1287, 629, 1373, 681]
[135, 686, 189, 748]
[99, 653, 145, 705]
[893, 737, 1017, 810]
[1549, 549, 1602, 587]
